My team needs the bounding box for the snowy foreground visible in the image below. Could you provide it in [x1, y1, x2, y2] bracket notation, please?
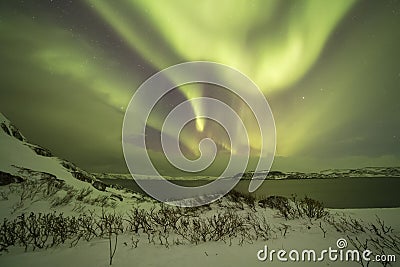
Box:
[0, 112, 399, 267]
[0, 188, 399, 267]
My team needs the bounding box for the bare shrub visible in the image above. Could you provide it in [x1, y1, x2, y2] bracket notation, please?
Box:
[227, 190, 256, 210]
[259, 196, 293, 219]
[51, 189, 75, 207]
[246, 213, 273, 242]
[327, 215, 400, 266]
[298, 196, 327, 219]
[76, 187, 93, 202]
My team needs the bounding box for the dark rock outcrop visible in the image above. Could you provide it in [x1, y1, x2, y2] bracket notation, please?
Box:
[26, 144, 53, 157]
[38, 171, 58, 180]
[72, 171, 94, 183]
[0, 122, 11, 136]
[110, 193, 123, 201]
[92, 180, 107, 191]
[61, 160, 78, 172]
[9, 124, 26, 142]
[0, 171, 24, 185]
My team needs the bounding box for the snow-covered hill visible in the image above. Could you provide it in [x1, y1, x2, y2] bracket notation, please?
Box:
[0, 112, 106, 190]
[0, 113, 151, 218]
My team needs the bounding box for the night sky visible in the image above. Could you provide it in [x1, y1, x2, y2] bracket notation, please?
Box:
[0, 0, 399, 174]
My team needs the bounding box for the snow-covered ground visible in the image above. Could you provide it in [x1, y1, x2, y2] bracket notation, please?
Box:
[0, 201, 398, 267]
[0, 112, 399, 267]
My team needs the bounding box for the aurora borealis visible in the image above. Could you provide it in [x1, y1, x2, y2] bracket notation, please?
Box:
[0, 0, 399, 174]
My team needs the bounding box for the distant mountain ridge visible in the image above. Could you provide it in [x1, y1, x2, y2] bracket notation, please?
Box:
[236, 166, 400, 180]
[95, 166, 400, 181]
[1, 112, 398, 184]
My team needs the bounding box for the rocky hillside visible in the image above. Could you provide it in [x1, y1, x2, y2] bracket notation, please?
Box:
[0, 112, 107, 191]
